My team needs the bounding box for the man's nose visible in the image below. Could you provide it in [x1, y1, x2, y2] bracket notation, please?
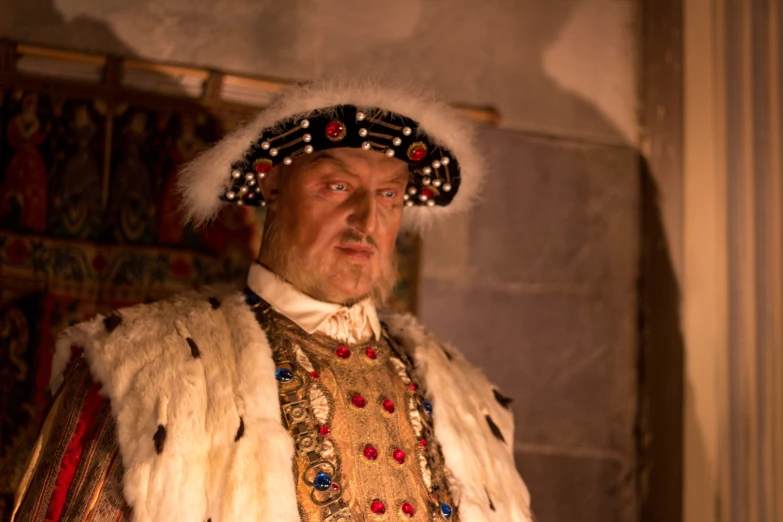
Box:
[347, 191, 378, 234]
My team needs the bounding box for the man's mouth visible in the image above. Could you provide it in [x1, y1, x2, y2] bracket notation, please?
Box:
[336, 244, 375, 260]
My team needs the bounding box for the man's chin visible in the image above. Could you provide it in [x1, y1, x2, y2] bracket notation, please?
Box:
[320, 284, 374, 306]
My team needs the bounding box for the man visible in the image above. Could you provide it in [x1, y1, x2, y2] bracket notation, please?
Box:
[13, 79, 532, 521]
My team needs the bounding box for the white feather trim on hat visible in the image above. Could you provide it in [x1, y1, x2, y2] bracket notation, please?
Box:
[176, 78, 485, 233]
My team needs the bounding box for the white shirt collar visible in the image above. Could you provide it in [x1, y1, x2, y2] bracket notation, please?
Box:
[246, 263, 382, 343]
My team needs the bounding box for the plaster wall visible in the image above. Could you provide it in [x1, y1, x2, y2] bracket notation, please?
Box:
[1, 0, 638, 145]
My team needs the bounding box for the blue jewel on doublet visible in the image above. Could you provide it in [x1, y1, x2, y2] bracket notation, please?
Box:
[313, 472, 332, 491]
[440, 503, 451, 520]
[423, 400, 433, 415]
[441, 503, 453, 518]
[275, 368, 294, 383]
[244, 288, 262, 306]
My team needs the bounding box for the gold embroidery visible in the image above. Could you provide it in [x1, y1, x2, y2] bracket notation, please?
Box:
[257, 303, 458, 521]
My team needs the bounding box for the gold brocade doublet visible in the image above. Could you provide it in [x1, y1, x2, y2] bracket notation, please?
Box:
[253, 301, 458, 521]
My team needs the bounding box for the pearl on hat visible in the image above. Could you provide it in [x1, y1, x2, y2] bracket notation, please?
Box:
[300, 119, 310, 128]
[441, 156, 450, 165]
[403, 127, 412, 136]
[303, 133, 312, 143]
[305, 145, 314, 154]
[270, 148, 279, 157]
[443, 183, 452, 192]
[357, 111, 366, 121]
[258, 171, 266, 179]
[231, 169, 242, 179]
[362, 141, 371, 150]
[432, 159, 441, 169]
[422, 177, 431, 185]
[423, 166, 432, 175]
[419, 194, 428, 202]
[385, 149, 395, 158]
[427, 199, 436, 207]
[359, 128, 368, 137]
[261, 141, 271, 150]
[226, 191, 236, 200]
[432, 179, 442, 187]
[405, 200, 414, 207]
[408, 187, 417, 195]
[403, 194, 410, 201]
[393, 137, 402, 146]
[248, 179, 256, 186]
[283, 157, 292, 165]
[245, 172, 255, 181]
[239, 186, 248, 194]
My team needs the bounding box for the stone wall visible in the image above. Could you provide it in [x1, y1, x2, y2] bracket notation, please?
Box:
[420, 130, 640, 521]
[0, 0, 641, 520]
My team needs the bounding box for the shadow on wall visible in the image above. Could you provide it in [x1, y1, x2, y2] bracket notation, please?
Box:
[5, 0, 632, 145]
[638, 161, 685, 522]
[286, 0, 630, 144]
[0, 0, 137, 57]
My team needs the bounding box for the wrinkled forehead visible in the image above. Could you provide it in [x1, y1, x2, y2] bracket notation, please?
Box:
[290, 148, 411, 184]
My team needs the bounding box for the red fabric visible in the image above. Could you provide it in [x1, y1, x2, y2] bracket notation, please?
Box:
[44, 380, 106, 521]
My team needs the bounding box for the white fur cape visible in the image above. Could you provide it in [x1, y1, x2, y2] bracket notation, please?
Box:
[53, 288, 530, 522]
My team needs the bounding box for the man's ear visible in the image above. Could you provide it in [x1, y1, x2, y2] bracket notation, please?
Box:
[258, 164, 283, 211]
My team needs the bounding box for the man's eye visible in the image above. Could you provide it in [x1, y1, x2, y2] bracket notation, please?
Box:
[329, 184, 347, 191]
[382, 190, 396, 198]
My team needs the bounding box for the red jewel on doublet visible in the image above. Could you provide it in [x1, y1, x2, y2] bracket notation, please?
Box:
[408, 383, 418, 392]
[336, 345, 351, 359]
[393, 448, 406, 464]
[320, 425, 331, 437]
[310, 371, 320, 379]
[365, 347, 378, 359]
[382, 399, 395, 414]
[418, 438, 428, 448]
[371, 500, 386, 515]
[352, 395, 367, 408]
[332, 483, 340, 491]
[363, 444, 379, 461]
[401, 502, 415, 517]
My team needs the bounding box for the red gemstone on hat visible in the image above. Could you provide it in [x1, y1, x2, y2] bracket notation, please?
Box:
[310, 371, 320, 379]
[336, 345, 351, 359]
[421, 188, 435, 199]
[326, 120, 344, 139]
[393, 448, 406, 464]
[352, 395, 367, 408]
[365, 347, 377, 359]
[254, 162, 271, 174]
[363, 444, 379, 461]
[401, 502, 415, 517]
[371, 500, 386, 515]
[409, 146, 427, 161]
[408, 383, 418, 392]
[320, 425, 331, 437]
[382, 399, 395, 414]
[419, 438, 428, 448]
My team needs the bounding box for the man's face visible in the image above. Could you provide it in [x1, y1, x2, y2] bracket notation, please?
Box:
[258, 148, 410, 305]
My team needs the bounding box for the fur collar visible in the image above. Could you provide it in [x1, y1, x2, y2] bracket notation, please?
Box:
[54, 288, 531, 521]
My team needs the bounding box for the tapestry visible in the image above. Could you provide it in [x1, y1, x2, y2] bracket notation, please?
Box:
[0, 87, 419, 517]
